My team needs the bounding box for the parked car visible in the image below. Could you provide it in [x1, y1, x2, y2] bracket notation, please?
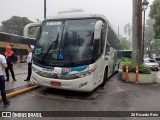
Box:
[144, 59, 159, 71]
[153, 57, 160, 66]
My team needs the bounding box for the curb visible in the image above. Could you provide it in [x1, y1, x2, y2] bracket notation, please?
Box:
[0, 85, 38, 102]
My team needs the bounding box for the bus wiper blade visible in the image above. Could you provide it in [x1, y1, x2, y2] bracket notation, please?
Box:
[41, 33, 59, 63]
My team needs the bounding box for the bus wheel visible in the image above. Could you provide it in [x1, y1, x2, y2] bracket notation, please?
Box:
[100, 68, 108, 87]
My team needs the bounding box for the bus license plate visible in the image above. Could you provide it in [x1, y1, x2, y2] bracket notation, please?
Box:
[51, 81, 61, 86]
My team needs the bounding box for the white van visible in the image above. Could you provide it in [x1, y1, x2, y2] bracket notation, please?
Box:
[154, 57, 160, 66]
[144, 59, 159, 71]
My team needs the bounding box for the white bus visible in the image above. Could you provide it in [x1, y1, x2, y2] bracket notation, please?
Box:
[24, 12, 121, 92]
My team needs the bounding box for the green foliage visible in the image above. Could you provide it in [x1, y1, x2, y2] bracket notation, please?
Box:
[124, 23, 132, 36]
[122, 61, 134, 72]
[138, 64, 151, 74]
[149, 0, 160, 39]
[121, 39, 129, 50]
[149, 0, 160, 19]
[145, 19, 154, 57]
[0, 26, 2, 32]
[153, 18, 160, 38]
[121, 57, 131, 62]
[122, 61, 151, 74]
[152, 39, 160, 56]
[1, 16, 33, 36]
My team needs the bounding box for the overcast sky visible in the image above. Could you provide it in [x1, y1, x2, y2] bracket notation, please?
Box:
[0, 0, 154, 36]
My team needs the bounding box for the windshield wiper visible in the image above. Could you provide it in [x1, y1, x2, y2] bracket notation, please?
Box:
[41, 33, 59, 63]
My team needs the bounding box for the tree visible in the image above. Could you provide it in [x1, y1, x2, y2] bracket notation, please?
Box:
[144, 18, 154, 57]
[152, 39, 160, 56]
[0, 26, 2, 32]
[121, 38, 129, 50]
[124, 23, 132, 48]
[124, 23, 132, 37]
[149, 0, 160, 39]
[132, 0, 143, 64]
[1, 16, 33, 36]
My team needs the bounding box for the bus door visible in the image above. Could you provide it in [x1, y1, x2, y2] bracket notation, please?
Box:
[102, 46, 114, 76]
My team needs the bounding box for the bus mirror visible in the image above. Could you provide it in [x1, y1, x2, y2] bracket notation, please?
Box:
[94, 20, 104, 40]
[23, 23, 41, 39]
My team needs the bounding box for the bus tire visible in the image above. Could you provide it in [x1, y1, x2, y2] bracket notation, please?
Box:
[100, 67, 108, 87]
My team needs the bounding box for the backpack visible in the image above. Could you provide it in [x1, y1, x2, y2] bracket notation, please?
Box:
[12, 53, 18, 62]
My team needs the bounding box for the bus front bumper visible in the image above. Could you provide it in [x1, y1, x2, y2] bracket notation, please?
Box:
[31, 72, 96, 92]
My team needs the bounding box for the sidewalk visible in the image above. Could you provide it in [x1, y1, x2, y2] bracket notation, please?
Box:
[5, 63, 35, 94]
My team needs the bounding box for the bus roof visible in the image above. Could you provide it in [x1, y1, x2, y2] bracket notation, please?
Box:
[45, 12, 108, 21]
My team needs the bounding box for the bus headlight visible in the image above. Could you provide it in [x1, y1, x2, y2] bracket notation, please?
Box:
[64, 67, 96, 79]
[76, 68, 96, 78]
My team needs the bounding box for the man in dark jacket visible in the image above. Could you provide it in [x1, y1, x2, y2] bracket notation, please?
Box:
[4, 46, 18, 81]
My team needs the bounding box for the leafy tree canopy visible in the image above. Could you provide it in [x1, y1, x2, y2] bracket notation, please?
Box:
[145, 18, 154, 57]
[152, 39, 160, 56]
[149, 0, 160, 19]
[149, 0, 160, 39]
[1, 16, 33, 36]
[0, 26, 2, 32]
[121, 38, 129, 50]
[124, 23, 132, 37]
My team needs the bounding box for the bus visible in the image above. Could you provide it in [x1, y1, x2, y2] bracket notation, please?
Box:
[24, 12, 122, 92]
[118, 50, 132, 62]
[120, 50, 132, 58]
[0, 32, 35, 62]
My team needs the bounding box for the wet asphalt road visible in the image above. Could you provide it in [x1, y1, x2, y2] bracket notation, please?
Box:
[1, 73, 160, 120]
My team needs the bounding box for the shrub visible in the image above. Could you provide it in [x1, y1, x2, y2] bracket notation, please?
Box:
[138, 64, 151, 74]
[122, 61, 151, 74]
[122, 61, 134, 72]
[121, 57, 131, 62]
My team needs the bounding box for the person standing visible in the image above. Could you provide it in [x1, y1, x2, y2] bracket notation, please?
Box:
[0, 54, 10, 107]
[24, 48, 33, 81]
[4, 46, 18, 81]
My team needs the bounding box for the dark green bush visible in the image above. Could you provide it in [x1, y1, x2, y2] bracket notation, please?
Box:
[138, 64, 151, 74]
[122, 61, 134, 72]
[121, 57, 131, 62]
[122, 61, 151, 74]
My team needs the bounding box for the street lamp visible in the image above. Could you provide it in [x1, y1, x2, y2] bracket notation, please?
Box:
[142, 0, 149, 60]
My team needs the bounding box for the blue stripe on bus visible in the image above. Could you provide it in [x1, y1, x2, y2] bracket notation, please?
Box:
[62, 65, 88, 75]
[33, 62, 88, 75]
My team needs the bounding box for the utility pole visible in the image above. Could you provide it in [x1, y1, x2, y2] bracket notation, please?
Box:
[132, 0, 143, 64]
[118, 26, 119, 37]
[44, 0, 46, 19]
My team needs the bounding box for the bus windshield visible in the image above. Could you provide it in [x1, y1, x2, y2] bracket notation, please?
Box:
[35, 19, 96, 63]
